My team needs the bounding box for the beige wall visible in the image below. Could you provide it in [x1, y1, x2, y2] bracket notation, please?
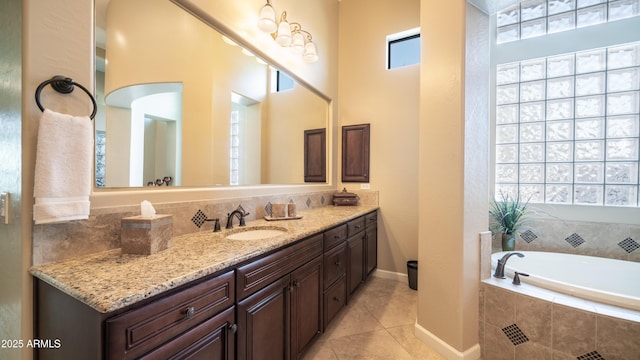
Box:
[338, 0, 421, 274]
[417, 0, 489, 357]
[265, 84, 328, 184]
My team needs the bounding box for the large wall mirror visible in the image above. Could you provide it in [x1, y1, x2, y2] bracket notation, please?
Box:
[94, 0, 329, 188]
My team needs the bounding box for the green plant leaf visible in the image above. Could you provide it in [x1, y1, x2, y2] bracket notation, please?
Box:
[489, 192, 530, 235]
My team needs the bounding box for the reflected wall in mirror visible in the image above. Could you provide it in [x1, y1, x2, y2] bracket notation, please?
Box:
[94, 0, 329, 188]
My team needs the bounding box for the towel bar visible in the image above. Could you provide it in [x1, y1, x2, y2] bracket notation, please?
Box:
[35, 75, 97, 120]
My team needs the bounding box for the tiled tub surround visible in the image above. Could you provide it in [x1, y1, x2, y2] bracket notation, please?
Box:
[30, 204, 377, 313]
[492, 217, 640, 262]
[479, 279, 640, 360]
[32, 189, 379, 265]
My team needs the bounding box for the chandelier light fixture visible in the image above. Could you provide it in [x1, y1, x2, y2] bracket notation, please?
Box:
[257, 0, 318, 63]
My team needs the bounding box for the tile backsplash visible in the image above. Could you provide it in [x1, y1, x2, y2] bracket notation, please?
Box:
[32, 190, 379, 265]
[493, 217, 640, 262]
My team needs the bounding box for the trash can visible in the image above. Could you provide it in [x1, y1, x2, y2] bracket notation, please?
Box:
[407, 260, 418, 290]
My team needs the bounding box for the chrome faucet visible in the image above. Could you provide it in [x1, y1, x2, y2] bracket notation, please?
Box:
[493, 252, 524, 279]
[226, 209, 249, 229]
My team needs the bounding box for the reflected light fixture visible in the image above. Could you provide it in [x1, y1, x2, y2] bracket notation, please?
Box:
[257, 0, 318, 63]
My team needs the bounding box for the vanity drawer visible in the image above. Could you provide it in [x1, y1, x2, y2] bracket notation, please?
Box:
[324, 275, 347, 328]
[365, 211, 377, 227]
[236, 233, 323, 300]
[323, 224, 347, 250]
[106, 270, 234, 360]
[347, 216, 365, 237]
[323, 242, 347, 289]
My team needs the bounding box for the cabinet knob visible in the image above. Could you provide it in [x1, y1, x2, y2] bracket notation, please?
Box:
[334, 260, 341, 266]
[293, 281, 301, 288]
[355, 225, 362, 229]
[333, 296, 340, 302]
[185, 306, 196, 319]
[229, 323, 238, 333]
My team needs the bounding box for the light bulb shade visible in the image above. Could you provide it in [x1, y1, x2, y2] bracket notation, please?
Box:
[275, 21, 292, 46]
[303, 41, 318, 63]
[291, 32, 305, 54]
[258, 4, 277, 33]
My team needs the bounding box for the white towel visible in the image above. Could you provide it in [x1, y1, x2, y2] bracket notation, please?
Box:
[34, 109, 93, 224]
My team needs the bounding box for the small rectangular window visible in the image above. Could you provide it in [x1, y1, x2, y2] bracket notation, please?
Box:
[387, 28, 420, 70]
[277, 71, 295, 92]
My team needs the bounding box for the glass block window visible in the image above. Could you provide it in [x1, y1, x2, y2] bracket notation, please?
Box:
[497, 0, 640, 44]
[95, 130, 106, 187]
[230, 110, 240, 185]
[495, 42, 640, 206]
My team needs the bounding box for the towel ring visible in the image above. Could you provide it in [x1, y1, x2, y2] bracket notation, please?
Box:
[35, 75, 97, 120]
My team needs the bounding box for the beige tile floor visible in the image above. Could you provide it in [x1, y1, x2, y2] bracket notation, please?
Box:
[302, 276, 446, 360]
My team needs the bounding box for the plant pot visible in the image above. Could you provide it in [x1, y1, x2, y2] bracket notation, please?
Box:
[502, 233, 516, 251]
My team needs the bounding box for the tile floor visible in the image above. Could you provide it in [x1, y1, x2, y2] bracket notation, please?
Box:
[302, 276, 446, 360]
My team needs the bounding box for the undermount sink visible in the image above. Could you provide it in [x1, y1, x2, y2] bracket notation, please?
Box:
[225, 227, 287, 241]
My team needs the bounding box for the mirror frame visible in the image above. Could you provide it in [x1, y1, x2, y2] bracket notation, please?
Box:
[92, 0, 334, 201]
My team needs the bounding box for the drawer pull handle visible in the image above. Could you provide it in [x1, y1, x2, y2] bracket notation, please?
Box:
[354, 225, 362, 229]
[333, 235, 341, 239]
[185, 306, 196, 319]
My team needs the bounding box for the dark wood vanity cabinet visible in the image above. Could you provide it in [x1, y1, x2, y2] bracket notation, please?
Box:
[106, 271, 235, 360]
[365, 211, 378, 276]
[346, 214, 369, 297]
[34, 210, 377, 360]
[236, 258, 323, 360]
[35, 270, 236, 360]
[236, 234, 323, 360]
[321, 224, 348, 329]
[320, 210, 378, 328]
[345, 211, 378, 299]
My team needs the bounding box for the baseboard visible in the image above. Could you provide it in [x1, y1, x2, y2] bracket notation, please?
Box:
[414, 322, 481, 360]
[371, 268, 408, 283]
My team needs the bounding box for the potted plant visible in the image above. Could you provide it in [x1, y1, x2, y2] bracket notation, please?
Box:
[489, 192, 530, 251]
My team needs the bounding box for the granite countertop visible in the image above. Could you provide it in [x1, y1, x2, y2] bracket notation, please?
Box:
[30, 205, 378, 314]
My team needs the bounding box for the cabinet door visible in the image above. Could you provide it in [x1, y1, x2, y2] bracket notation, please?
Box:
[304, 128, 326, 182]
[347, 235, 365, 297]
[237, 276, 291, 360]
[365, 225, 378, 277]
[290, 256, 323, 359]
[139, 307, 236, 360]
[342, 124, 370, 182]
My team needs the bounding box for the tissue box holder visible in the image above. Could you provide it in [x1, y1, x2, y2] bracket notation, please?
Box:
[121, 214, 173, 255]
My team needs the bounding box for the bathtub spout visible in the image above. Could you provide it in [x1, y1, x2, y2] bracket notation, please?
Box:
[493, 252, 525, 279]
